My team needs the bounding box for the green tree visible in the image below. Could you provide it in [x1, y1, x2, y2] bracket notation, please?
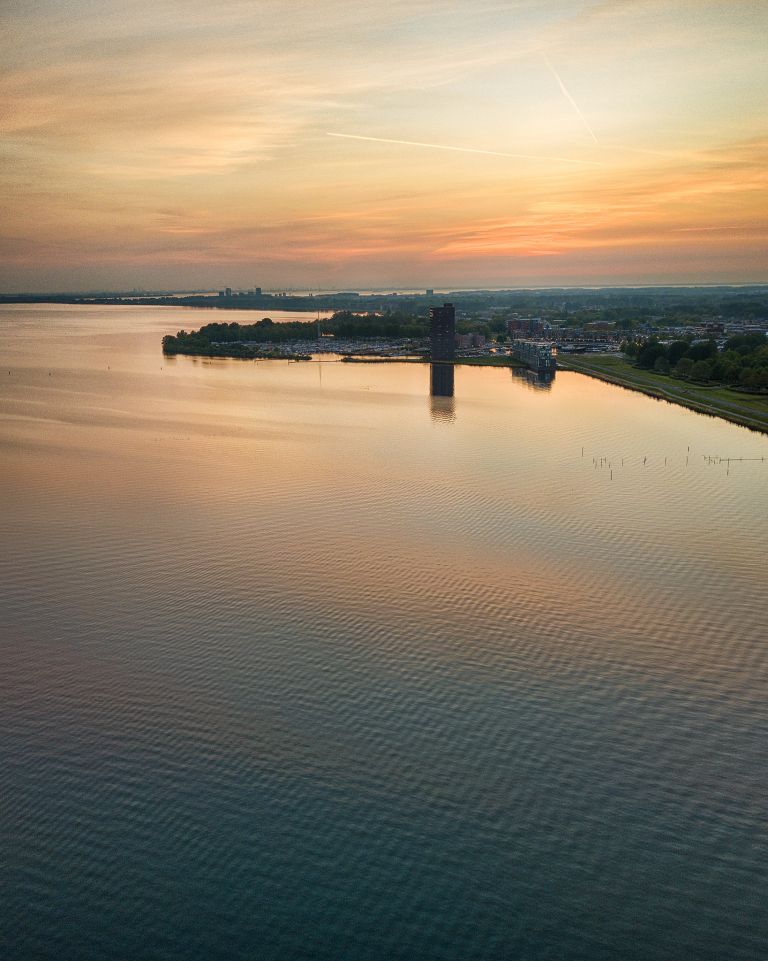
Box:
[687, 339, 717, 362]
[739, 367, 768, 389]
[637, 340, 667, 369]
[690, 360, 712, 382]
[667, 340, 690, 366]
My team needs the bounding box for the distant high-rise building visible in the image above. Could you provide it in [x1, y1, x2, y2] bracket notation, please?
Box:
[253, 287, 262, 296]
[426, 289, 434, 297]
[430, 303, 455, 362]
[224, 287, 232, 298]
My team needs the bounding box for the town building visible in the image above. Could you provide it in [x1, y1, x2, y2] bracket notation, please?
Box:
[430, 303, 456, 361]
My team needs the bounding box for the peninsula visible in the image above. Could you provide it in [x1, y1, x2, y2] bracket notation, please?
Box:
[162, 308, 768, 432]
[161, 313, 526, 368]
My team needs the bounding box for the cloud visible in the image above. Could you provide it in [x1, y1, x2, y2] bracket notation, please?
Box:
[1, 0, 766, 288]
[326, 132, 602, 165]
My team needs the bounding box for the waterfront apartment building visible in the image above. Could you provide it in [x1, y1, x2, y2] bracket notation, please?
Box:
[511, 340, 557, 373]
[430, 303, 456, 361]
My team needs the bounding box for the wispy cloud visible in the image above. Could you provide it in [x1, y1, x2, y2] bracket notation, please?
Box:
[1, 0, 766, 288]
[326, 133, 602, 166]
[543, 55, 599, 144]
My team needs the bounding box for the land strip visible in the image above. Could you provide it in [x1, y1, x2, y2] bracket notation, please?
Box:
[346, 355, 525, 367]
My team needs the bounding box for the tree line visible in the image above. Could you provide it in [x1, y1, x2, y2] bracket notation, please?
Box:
[162, 311, 432, 355]
[623, 333, 768, 389]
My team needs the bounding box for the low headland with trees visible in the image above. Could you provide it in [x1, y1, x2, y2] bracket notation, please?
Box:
[161, 311, 430, 357]
[160, 310, 523, 364]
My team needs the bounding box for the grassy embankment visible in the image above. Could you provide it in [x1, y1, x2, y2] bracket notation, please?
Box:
[558, 353, 768, 433]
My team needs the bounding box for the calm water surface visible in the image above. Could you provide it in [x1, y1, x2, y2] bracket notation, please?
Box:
[1, 304, 767, 961]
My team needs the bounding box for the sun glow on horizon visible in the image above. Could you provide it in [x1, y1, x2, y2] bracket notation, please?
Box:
[1, 0, 767, 290]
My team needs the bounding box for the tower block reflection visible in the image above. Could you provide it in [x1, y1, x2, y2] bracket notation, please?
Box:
[430, 363, 454, 397]
[429, 364, 455, 422]
[429, 302, 456, 417]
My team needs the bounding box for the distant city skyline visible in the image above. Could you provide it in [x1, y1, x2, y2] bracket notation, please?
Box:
[2, 1, 767, 291]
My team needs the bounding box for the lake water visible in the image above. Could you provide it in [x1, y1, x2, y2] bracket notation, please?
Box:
[1, 304, 767, 961]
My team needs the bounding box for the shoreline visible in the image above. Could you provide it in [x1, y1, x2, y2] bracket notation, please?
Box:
[558, 355, 768, 434]
[341, 356, 525, 367]
[165, 344, 768, 432]
[165, 348, 526, 369]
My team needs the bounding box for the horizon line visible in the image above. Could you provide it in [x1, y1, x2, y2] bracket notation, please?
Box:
[3, 281, 768, 297]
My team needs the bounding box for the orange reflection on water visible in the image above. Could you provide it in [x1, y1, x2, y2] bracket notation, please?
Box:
[2, 304, 767, 695]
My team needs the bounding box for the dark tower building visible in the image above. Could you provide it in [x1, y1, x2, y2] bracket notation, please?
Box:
[430, 303, 455, 362]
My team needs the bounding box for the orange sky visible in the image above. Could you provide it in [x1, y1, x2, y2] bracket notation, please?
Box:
[1, 0, 767, 290]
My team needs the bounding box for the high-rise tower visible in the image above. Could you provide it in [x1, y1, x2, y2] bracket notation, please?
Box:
[429, 303, 455, 362]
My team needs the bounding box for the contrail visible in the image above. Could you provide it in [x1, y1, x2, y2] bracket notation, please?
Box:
[326, 132, 602, 167]
[544, 55, 599, 144]
[673, 225, 749, 232]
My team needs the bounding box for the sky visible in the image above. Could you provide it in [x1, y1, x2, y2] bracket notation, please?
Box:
[1, 0, 767, 291]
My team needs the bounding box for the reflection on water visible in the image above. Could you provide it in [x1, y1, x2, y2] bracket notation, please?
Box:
[430, 362, 455, 396]
[1, 305, 768, 961]
[430, 363, 455, 422]
[429, 393, 456, 423]
[512, 366, 556, 390]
